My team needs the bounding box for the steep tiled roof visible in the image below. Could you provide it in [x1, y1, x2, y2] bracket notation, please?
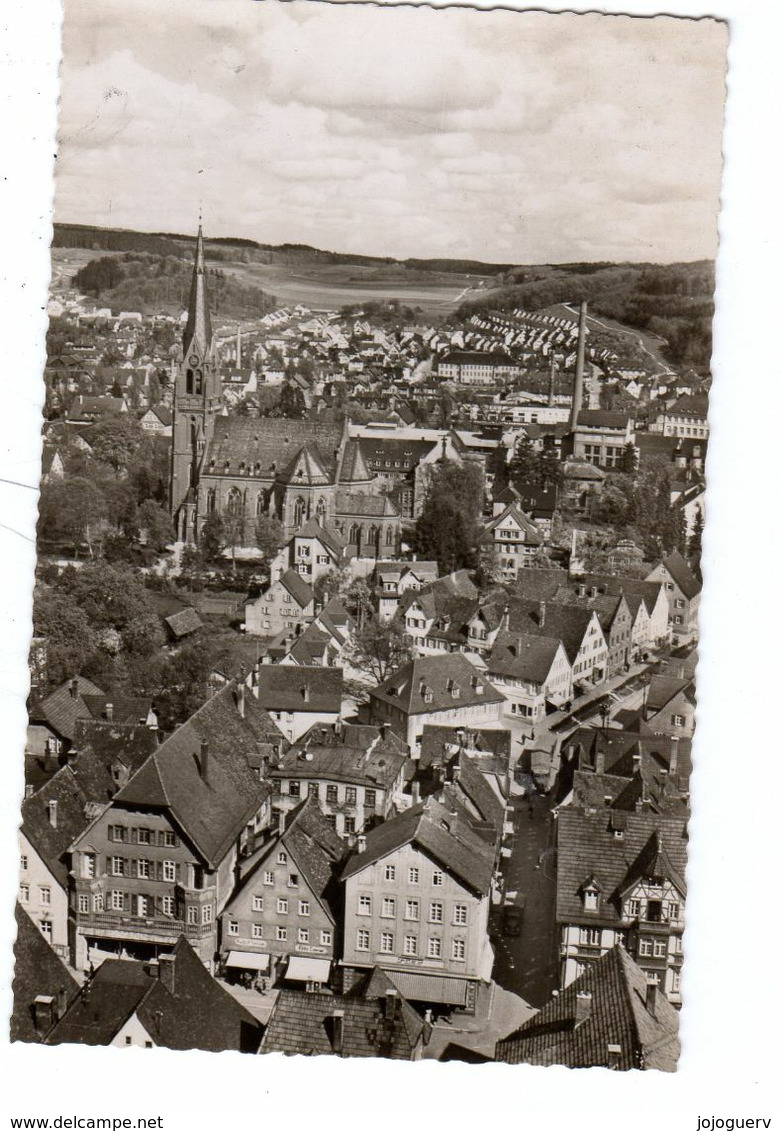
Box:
[494, 599, 597, 665]
[485, 503, 543, 545]
[556, 809, 688, 926]
[32, 676, 105, 744]
[495, 946, 679, 1071]
[164, 607, 204, 639]
[72, 720, 160, 785]
[273, 729, 406, 791]
[563, 727, 692, 782]
[645, 675, 694, 714]
[575, 410, 631, 430]
[653, 549, 702, 600]
[340, 797, 495, 896]
[337, 439, 373, 484]
[486, 632, 562, 684]
[113, 684, 275, 868]
[279, 568, 315, 609]
[21, 766, 101, 887]
[371, 653, 504, 716]
[335, 491, 399, 517]
[254, 665, 343, 714]
[47, 938, 262, 1053]
[293, 517, 346, 558]
[206, 418, 344, 476]
[11, 903, 80, 1043]
[261, 971, 424, 1058]
[278, 443, 331, 486]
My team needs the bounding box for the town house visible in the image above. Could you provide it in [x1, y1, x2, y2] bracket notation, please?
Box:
[268, 516, 348, 587]
[645, 549, 701, 637]
[253, 664, 343, 742]
[484, 503, 543, 579]
[340, 797, 496, 1013]
[244, 568, 315, 639]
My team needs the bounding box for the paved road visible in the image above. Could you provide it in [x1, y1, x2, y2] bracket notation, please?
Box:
[491, 792, 559, 1010]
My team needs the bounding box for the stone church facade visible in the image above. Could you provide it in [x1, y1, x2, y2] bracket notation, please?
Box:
[170, 229, 401, 558]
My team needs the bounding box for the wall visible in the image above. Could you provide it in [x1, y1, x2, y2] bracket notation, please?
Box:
[19, 833, 69, 957]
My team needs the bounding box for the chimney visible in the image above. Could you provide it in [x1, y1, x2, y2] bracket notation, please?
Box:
[356, 834, 367, 853]
[538, 601, 546, 628]
[199, 739, 210, 784]
[645, 977, 659, 1018]
[237, 681, 245, 719]
[302, 684, 310, 703]
[104, 702, 114, 722]
[607, 1043, 622, 1069]
[279, 808, 287, 834]
[384, 987, 399, 1022]
[56, 987, 68, 1020]
[47, 800, 58, 829]
[380, 722, 390, 742]
[70, 678, 79, 699]
[33, 994, 55, 1035]
[574, 990, 592, 1028]
[331, 1009, 345, 1055]
[501, 605, 510, 632]
[589, 586, 598, 600]
[595, 747, 605, 775]
[411, 780, 421, 804]
[547, 354, 556, 408]
[669, 737, 679, 775]
[569, 300, 587, 429]
[158, 953, 176, 994]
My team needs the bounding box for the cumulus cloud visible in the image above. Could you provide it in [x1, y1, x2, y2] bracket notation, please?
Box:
[55, 0, 727, 263]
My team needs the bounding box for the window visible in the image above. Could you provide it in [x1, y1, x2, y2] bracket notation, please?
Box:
[137, 895, 150, 917]
[297, 898, 311, 917]
[19, 883, 29, 902]
[408, 867, 419, 885]
[162, 896, 175, 916]
[110, 856, 125, 877]
[653, 939, 667, 958]
[671, 970, 682, 993]
[39, 886, 51, 906]
[403, 935, 418, 956]
[110, 890, 124, 911]
[277, 898, 288, 914]
[288, 781, 300, 797]
[674, 599, 685, 609]
[320, 930, 332, 946]
[202, 903, 213, 924]
[427, 937, 442, 958]
[668, 901, 680, 921]
[187, 906, 198, 925]
[638, 937, 653, 956]
[379, 931, 394, 954]
[326, 785, 339, 804]
[263, 871, 275, 886]
[93, 893, 103, 913]
[344, 816, 356, 835]
[162, 860, 176, 883]
[252, 895, 264, 912]
[432, 870, 443, 887]
[308, 782, 319, 799]
[404, 900, 419, 921]
[627, 899, 640, 917]
[20, 854, 28, 871]
[277, 851, 288, 865]
[672, 714, 686, 727]
[78, 894, 90, 914]
[381, 897, 396, 918]
[137, 828, 150, 845]
[384, 864, 396, 881]
[453, 905, 468, 926]
[583, 889, 599, 912]
[429, 902, 443, 923]
[228, 921, 239, 936]
[298, 927, 309, 943]
[137, 859, 151, 879]
[252, 924, 263, 939]
[162, 832, 176, 848]
[345, 787, 357, 805]
[125, 1036, 132, 1046]
[40, 921, 52, 940]
[647, 899, 663, 923]
[451, 939, 466, 961]
[356, 929, 370, 952]
[276, 925, 287, 942]
[109, 825, 126, 843]
[579, 927, 600, 946]
[358, 894, 372, 916]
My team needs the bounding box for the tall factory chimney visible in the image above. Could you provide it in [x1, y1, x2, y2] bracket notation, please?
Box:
[548, 354, 556, 408]
[569, 300, 588, 429]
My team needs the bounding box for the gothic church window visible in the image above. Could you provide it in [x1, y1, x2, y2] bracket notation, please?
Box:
[294, 497, 306, 527]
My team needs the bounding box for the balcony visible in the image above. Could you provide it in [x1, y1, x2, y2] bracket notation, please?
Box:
[76, 910, 214, 941]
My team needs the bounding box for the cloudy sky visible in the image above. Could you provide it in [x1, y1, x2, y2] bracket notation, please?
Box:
[55, 0, 727, 264]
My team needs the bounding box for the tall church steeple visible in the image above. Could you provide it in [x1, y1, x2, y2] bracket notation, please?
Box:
[170, 222, 221, 543]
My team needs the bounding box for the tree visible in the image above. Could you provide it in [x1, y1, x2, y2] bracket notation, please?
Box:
[688, 506, 704, 569]
[38, 477, 107, 557]
[343, 576, 374, 629]
[254, 513, 285, 563]
[89, 416, 144, 474]
[508, 437, 539, 490]
[32, 588, 99, 688]
[200, 512, 225, 562]
[275, 380, 306, 419]
[619, 442, 638, 475]
[345, 615, 413, 684]
[138, 500, 175, 552]
[414, 460, 485, 574]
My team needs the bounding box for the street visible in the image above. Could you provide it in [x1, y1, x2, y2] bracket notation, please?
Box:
[491, 791, 559, 1010]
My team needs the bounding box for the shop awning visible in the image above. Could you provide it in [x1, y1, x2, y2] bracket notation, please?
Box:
[387, 971, 470, 1006]
[225, 950, 270, 972]
[286, 956, 331, 983]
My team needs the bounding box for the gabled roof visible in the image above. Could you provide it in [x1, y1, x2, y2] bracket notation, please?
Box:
[556, 809, 688, 926]
[645, 674, 695, 714]
[495, 945, 679, 1071]
[575, 410, 631, 430]
[80, 694, 153, 724]
[335, 491, 399, 518]
[72, 720, 160, 785]
[21, 766, 102, 887]
[340, 797, 496, 896]
[442, 750, 505, 837]
[278, 443, 331, 486]
[273, 727, 406, 791]
[486, 632, 563, 684]
[112, 684, 274, 869]
[11, 903, 80, 1043]
[371, 653, 504, 716]
[31, 676, 106, 744]
[254, 665, 343, 714]
[337, 438, 373, 484]
[47, 937, 262, 1053]
[278, 568, 315, 609]
[618, 830, 687, 899]
[485, 503, 542, 545]
[164, 607, 204, 639]
[206, 418, 344, 476]
[293, 517, 346, 558]
[261, 970, 424, 1058]
[652, 549, 702, 600]
[496, 598, 599, 664]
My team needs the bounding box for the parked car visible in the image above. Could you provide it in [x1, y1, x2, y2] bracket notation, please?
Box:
[501, 898, 526, 937]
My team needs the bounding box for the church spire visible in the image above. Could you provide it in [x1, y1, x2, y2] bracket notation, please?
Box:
[182, 223, 212, 361]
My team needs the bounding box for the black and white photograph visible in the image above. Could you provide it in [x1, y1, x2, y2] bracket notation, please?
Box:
[1, 0, 777, 1113]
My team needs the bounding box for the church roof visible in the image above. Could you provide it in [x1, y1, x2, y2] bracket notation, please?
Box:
[337, 439, 373, 484]
[205, 418, 344, 477]
[278, 443, 331, 486]
[182, 225, 212, 361]
[335, 491, 399, 518]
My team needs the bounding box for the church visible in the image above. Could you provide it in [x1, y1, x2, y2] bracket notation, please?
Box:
[169, 227, 401, 558]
